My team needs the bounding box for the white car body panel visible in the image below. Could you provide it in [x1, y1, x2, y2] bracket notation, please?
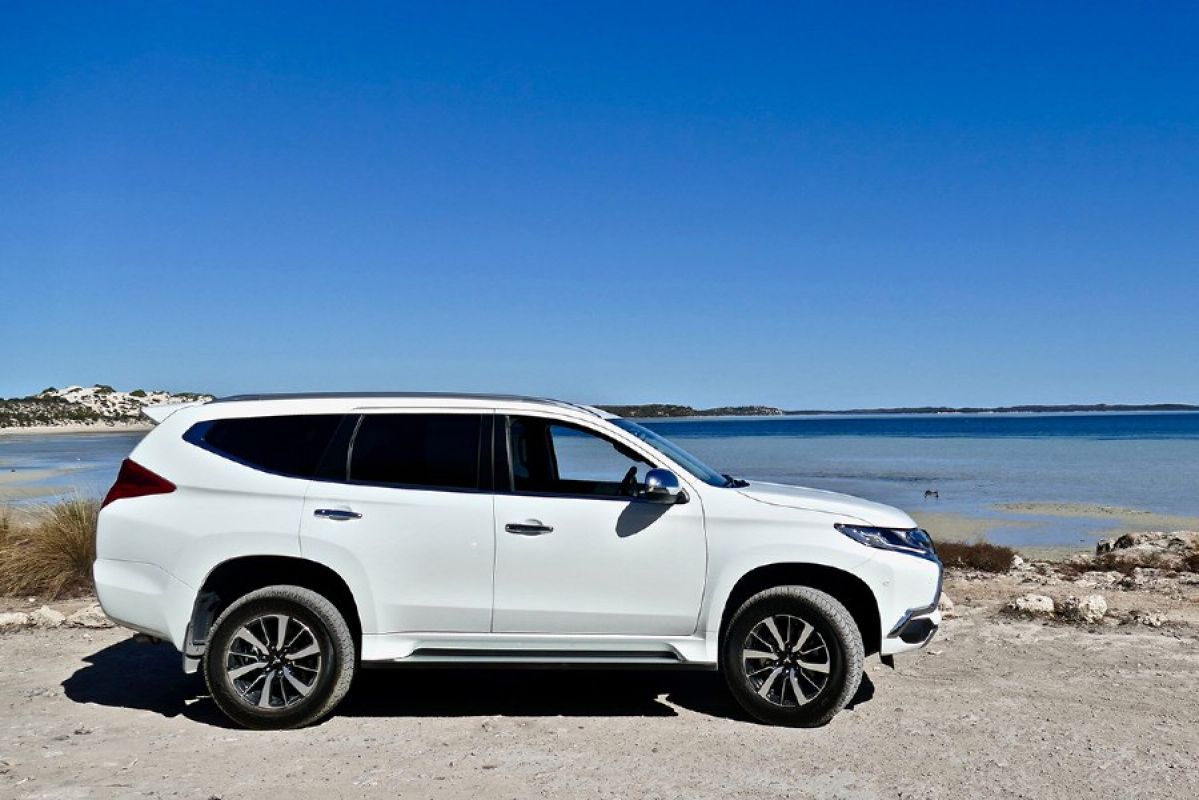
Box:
[491, 492, 707, 636]
[94, 393, 942, 669]
[300, 474, 495, 634]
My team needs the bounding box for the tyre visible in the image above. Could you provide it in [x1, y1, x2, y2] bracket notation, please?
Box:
[721, 586, 864, 727]
[203, 585, 356, 729]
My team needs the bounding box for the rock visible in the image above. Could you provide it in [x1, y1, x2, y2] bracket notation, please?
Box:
[1011, 555, 1026, 569]
[1006, 593, 1055, 616]
[1059, 594, 1107, 624]
[1127, 610, 1167, 628]
[66, 604, 113, 629]
[1094, 530, 1199, 568]
[0, 611, 31, 632]
[937, 592, 956, 618]
[29, 606, 67, 628]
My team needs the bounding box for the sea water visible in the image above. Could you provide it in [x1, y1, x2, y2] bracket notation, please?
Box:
[3, 413, 1196, 547]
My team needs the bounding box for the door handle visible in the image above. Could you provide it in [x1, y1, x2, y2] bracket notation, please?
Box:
[505, 522, 554, 535]
[314, 508, 362, 521]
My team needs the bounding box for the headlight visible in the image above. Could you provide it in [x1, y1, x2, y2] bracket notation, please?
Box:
[835, 524, 938, 560]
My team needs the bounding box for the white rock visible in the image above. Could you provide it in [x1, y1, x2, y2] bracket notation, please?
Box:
[937, 592, 956, 618]
[1128, 610, 1167, 628]
[29, 606, 67, 628]
[1011, 554, 1026, 569]
[1060, 594, 1107, 624]
[65, 605, 113, 629]
[1007, 593, 1055, 616]
[0, 611, 31, 632]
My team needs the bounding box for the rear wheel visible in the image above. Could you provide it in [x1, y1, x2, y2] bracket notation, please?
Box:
[203, 585, 356, 729]
[721, 586, 864, 727]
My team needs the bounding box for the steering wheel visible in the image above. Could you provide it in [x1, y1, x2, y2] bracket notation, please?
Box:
[619, 466, 639, 497]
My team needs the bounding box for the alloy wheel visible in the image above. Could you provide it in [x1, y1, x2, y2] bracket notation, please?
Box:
[741, 614, 832, 707]
[223, 613, 323, 709]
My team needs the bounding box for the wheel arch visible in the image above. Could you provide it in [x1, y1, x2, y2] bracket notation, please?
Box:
[183, 556, 363, 670]
[718, 563, 882, 657]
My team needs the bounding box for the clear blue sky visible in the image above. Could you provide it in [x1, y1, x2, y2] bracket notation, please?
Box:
[2, 2, 1197, 408]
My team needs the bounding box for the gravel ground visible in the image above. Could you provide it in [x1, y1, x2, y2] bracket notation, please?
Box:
[2, 610, 1197, 800]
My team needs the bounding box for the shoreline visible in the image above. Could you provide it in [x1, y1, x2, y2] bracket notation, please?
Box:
[0, 422, 152, 437]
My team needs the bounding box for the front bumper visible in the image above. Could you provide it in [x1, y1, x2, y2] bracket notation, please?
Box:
[888, 603, 941, 646]
[875, 554, 944, 656]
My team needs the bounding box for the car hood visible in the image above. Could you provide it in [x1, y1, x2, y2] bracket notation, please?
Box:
[736, 482, 917, 529]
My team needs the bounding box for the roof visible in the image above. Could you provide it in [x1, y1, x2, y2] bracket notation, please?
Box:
[208, 392, 613, 418]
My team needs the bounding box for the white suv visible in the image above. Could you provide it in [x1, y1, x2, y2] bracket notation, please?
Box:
[95, 393, 941, 729]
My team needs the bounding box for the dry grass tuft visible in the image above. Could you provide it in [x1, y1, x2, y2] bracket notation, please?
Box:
[0, 497, 99, 599]
[0, 506, 13, 551]
[937, 540, 1017, 573]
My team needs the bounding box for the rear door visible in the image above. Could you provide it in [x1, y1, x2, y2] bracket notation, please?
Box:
[299, 410, 495, 634]
[491, 414, 707, 636]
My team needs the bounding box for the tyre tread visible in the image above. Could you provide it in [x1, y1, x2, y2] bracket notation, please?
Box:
[203, 584, 356, 729]
[722, 585, 865, 727]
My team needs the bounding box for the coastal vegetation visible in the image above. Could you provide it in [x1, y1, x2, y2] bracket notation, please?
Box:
[0, 498, 98, 598]
[935, 541, 1019, 573]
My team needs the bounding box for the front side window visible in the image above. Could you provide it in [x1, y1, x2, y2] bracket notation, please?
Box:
[349, 413, 483, 490]
[508, 416, 653, 498]
[184, 415, 343, 478]
[611, 418, 730, 487]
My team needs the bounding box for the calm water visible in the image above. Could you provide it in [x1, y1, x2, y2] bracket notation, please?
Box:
[3, 412, 1197, 546]
[639, 413, 1199, 546]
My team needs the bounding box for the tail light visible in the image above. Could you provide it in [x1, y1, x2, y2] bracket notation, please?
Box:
[102, 459, 176, 508]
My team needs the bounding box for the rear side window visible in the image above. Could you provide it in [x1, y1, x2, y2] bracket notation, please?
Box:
[350, 413, 483, 490]
[184, 415, 343, 478]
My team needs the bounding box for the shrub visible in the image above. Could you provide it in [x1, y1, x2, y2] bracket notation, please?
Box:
[0, 497, 99, 599]
[936, 540, 1017, 573]
[130, 389, 147, 398]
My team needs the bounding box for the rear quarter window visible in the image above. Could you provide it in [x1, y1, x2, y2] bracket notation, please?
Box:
[349, 413, 483, 490]
[184, 415, 344, 478]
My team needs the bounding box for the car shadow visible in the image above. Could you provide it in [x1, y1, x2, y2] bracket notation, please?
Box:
[61, 637, 229, 727]
[62, 636, 876, 728]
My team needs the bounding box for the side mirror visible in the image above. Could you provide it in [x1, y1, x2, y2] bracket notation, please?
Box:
[642, 468, 686, 504]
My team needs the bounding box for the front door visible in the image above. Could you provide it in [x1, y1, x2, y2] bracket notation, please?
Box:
[491, 415, 707, 636]
[299, 411, 495, 634]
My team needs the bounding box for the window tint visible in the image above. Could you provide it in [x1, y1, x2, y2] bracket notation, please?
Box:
[508, 417, 652, 498]
[350, 414, 482, 490]
[185, 415, 343, 478]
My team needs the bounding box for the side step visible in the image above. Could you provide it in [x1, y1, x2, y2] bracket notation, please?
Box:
[365, 647, 709, 669]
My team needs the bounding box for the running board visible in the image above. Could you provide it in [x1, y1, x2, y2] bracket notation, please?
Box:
[365, 654, 714, 670]
[408, 647, 681, 662]
[359, 632, 718, 666]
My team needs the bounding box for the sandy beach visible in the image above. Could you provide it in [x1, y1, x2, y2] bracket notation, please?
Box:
[0, 422, 152, 437]
[910, 503, 1199, 560]
[2, 589, 1196, 799]
[0, 469, 79, 502]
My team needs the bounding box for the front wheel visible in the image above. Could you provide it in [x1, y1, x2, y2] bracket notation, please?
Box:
[721, 586, 864, 727]
[203, 585, 356, 729]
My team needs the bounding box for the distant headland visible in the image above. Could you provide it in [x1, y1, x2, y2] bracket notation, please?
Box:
[597, 403, 1199, 419]
[3, 386, 1196, 431]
